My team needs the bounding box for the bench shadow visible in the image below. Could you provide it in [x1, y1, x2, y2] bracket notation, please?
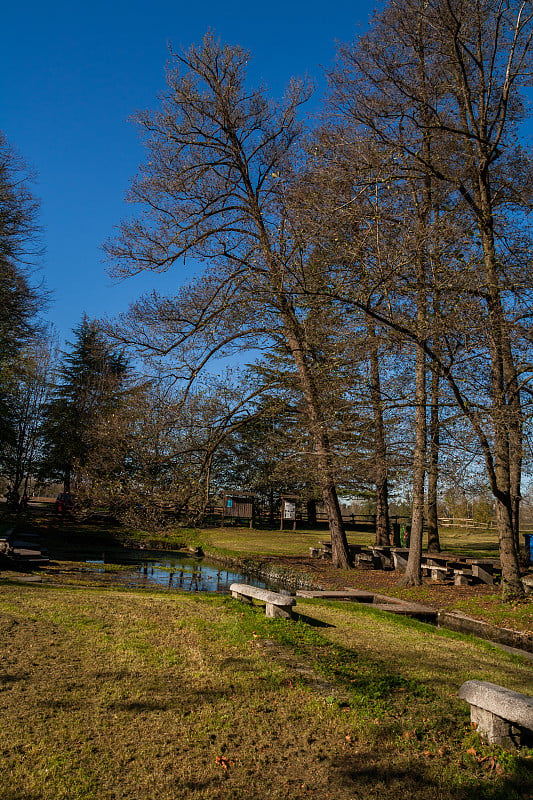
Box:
[292, 611, 335, 628]
[336, 750, 533, 799]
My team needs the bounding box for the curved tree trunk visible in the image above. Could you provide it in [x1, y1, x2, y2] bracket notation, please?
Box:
[251, 177, 352, 570]
[479, 221, 524, 599]
[280, 302, 352, 569]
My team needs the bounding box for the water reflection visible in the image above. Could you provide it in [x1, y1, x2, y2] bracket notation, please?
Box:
[81, 552, 270, 593]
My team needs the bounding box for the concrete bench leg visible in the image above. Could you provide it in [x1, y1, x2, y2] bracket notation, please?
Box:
[265, 603, 292, 619]
[471, 565, 494, 585]
[231, 591, 252, 604]
[470, 705, 520, 748]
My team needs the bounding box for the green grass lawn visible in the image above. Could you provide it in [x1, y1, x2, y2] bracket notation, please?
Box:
[194, 522, 512, 560]
[0, 581, 532, 800]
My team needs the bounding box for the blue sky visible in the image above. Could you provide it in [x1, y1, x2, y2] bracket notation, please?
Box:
[2, 0, 375, 344]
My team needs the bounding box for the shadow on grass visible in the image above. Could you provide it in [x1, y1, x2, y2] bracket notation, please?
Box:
[451, 541, 500, 556]
[38, 675, 260, 714]
[337, 750, 533, 800]
[292, 611, 335, 628]
[0, 673, 27, 685]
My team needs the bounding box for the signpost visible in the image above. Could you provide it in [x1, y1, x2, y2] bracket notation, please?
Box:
[280, 495, 298, 531]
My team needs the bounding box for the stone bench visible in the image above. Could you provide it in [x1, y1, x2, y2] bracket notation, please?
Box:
[430, 565, 451, 581]
[459, 680, 533, 748]
[229, 583, 296, 619]
[391, 549, 409, 570]
[453, 569, 473, 586]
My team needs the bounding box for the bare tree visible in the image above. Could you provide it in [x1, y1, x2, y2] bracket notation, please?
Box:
[4, 333, 58, 494]
[105, 35, 352, 566]
[327, 0, 533, 597]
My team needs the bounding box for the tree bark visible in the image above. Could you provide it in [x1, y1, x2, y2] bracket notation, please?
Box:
[280, 306, 352, 568]
[426, 360, 441, 553]
[478, 221, 524, 599]
[252, 207, 352, 569]
[306, 497, 317, 526]
[400, 339, 426, 586]
[368, 322, 391, 547]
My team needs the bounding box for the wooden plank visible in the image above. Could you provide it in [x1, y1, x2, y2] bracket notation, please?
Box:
[391, 551, 409, 569]
[431, 566, 451, 581]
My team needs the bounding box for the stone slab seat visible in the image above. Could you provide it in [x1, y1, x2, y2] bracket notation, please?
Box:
[229, 583, 296, 619]
[430, 565, 451, 581]
[296, 589, 374, 602]
[459, 680, 533, 748]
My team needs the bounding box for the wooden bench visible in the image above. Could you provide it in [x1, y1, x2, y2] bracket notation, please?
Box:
[229, 583, 296, 619]
[460, 680, 533, 748]
[369, 546, 393, 569]
[318, 541, 332, 560]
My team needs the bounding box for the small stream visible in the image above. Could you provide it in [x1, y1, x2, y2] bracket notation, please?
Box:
[47, 547, 271, 593]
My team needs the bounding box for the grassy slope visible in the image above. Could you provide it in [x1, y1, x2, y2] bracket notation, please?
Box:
[0, 582, 532, 800]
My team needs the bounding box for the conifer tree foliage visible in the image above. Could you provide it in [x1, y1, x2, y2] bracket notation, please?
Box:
[39, 318, 128, 494]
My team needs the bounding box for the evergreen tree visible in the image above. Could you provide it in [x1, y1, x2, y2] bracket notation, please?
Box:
[39, 317, 128, 492]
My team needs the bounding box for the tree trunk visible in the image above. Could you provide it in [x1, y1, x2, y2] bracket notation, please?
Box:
[478, 220, 524, 599]
[496, 494, 524, 601]
[426, 361, 441, 553]
[249, 163, 352, 568]
[501, 335, 523, 555]
[306, 497, 317, 526]
[280, 305, 352, 568]
[269, 487, 275, 527]
[368, 322, 391, 546]
[400, 340, 426, 586]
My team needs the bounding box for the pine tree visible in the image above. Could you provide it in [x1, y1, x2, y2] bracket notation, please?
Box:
[39, 317, 128, 493]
